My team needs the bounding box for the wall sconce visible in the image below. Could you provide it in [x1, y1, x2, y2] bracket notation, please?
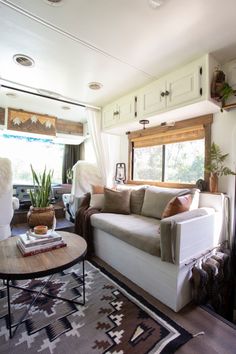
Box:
[139, 119, 149, 129]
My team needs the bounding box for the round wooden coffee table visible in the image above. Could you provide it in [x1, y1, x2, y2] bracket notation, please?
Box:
[0, 231, 87, 338]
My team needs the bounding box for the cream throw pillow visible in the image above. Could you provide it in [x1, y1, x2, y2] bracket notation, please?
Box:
[141, 186, 190, 219]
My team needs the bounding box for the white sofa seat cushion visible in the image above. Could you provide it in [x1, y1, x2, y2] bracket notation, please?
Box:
[90, 213, 161, 256]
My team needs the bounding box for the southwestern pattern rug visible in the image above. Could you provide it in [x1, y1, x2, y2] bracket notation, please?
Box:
[0, 261, 192, 353]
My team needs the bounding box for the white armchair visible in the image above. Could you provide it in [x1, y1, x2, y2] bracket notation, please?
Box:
[0, 157, 19, 240]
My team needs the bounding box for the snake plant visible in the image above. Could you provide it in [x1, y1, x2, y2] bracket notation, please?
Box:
[29, 165, 54, 207]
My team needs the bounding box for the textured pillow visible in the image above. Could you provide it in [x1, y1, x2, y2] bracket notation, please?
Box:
[102, 188, 131, 214]
[162, 194, 192, 218]
[91, 184, 104, 194]
[141, 186, 190, 219]
[130, 188, 146, 214]
[90, 194, 104, 209]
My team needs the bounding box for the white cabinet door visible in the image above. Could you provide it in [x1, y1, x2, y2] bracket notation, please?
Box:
[102, 103, 118, 128]
[166, 62, 202, 108]
[140, 80, 166, 116]
[118, 95, 137, 123]
[103, 95, 137, 129]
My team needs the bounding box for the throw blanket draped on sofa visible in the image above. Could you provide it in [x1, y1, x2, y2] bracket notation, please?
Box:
[74, 193, 100, 257]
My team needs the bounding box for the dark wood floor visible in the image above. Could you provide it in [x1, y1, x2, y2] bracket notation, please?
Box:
[92, 257, 236, 354]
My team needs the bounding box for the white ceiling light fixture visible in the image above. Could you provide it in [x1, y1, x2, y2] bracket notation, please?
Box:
[13, 54, 35, 68]
[148, 0, 164, 9]
[43, 0, 65, 6]
[88, 82, 103, 90]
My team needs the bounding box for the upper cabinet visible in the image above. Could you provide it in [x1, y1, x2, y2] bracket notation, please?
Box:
[102, 55, 220, 133]
[139, 57, 204, 117]
[103, 94, 138, 128]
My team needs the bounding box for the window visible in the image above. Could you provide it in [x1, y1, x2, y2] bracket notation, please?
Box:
[129, 115, 212, 186]
[0, 134, 64, 184]
[133, 139, 205, 183]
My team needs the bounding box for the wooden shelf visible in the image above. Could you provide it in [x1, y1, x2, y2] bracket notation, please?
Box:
[222, 102, 236, 111]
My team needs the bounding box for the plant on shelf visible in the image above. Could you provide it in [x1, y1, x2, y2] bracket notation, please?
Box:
[27, 165, 55, 228]
[219, 83, 236, 111]
[205, 142, 236, 192]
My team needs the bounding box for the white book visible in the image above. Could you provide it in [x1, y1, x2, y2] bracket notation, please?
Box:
[19, 231, 62, 248]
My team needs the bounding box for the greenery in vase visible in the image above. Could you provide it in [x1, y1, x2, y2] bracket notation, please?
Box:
[205, 142, 236, 177]
[29, 165, 54, 207]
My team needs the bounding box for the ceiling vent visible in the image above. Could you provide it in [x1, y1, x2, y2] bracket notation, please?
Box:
[43, 0, 65, 6]
[13, 54, 35, 67]
[88, 82, 103, 90]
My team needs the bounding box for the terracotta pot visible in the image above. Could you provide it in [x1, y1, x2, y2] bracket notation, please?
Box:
[209, 173, 218, 193]
[27, 205, 55, 229]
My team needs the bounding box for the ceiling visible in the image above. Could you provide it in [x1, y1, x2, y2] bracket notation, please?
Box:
[1, 0, 236, 122]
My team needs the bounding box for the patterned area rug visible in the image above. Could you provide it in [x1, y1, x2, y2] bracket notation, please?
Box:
[0, 261, 192, 353]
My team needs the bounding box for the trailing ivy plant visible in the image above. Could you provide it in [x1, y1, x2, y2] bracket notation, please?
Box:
[29, 165, 54, 207]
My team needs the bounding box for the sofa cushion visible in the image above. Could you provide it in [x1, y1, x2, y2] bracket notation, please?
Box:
[91, 213, 161, 256]
[141, 186, 190, 219]
[130, 188, 146, 214]
[162, 194, 192, 218]
[102, 188, 131, 214]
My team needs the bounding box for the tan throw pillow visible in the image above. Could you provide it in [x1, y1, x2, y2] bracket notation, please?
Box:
[162, 194, 192, 218]
[102, 187, 131, 214]
[91, 184, 104, 194]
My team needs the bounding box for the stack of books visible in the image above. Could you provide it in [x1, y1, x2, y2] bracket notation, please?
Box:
[17, 230, 67, 257]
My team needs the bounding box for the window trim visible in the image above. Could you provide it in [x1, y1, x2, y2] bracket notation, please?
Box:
[128, 114, 213, 188]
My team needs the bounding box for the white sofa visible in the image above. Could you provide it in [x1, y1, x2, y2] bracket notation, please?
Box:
[89, 186, 226, 312]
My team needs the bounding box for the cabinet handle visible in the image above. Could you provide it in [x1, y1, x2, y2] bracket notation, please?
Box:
[134, 96, 137, 117]
[160, 92, 165, 97]
[113, 111, 119, 116]
[165, 90, 170, 96]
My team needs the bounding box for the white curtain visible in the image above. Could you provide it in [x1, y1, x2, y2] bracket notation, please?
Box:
[86, 108, 121, 187]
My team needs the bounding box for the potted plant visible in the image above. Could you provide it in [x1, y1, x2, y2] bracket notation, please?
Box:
[27, 165, 55, 229]
[205, 142, 236, 192]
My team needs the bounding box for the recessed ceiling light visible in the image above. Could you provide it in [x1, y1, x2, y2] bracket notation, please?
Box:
[13, 54, 35, 67]
[61, 106, 70, 110]
[43, 0, 65, 6]
[88, 82, 103, 90]
[148, 0, 164, 9]
[6, 92, 18, 98]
